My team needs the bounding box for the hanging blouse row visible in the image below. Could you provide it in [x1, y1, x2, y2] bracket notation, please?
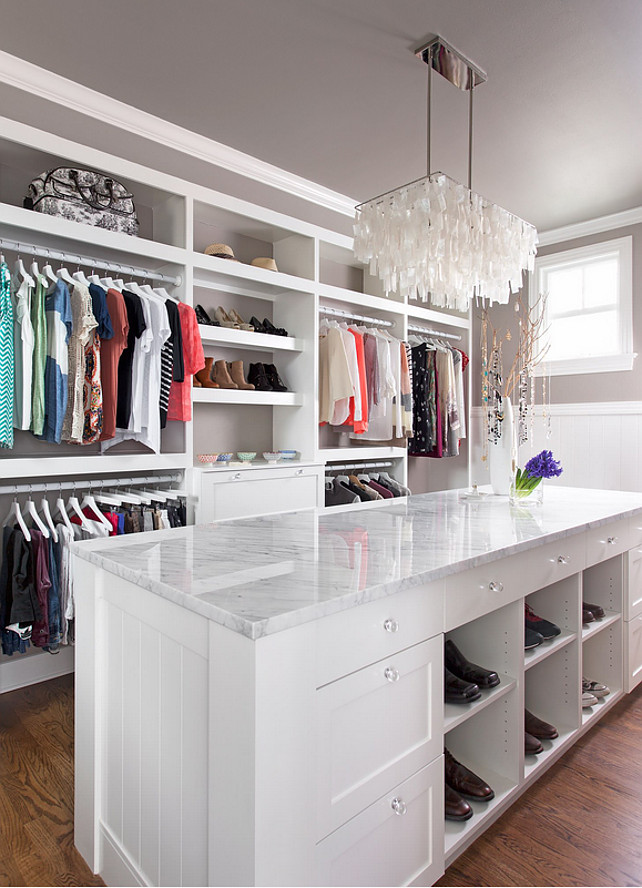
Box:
[0, 256, 204, 453]
[318, 317, 468, 456]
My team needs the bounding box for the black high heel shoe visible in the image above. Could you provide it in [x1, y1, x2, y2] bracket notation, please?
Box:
[195, 304, 220, 326]
[264, 363, 288, 392]
[262, 317, 288, 337]
[249, 316, 267, 334]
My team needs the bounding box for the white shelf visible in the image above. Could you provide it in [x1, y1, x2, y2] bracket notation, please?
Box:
[192, 253, 315, 298]
[444, 675, 517, 733]
[317, 281, 405, 318]
[0, 453, 189, 480]
[581, 611, 621, 642]
[523, 726, 577, 783]
[524, 629, 576, 670]
[580, 688, 623, 729]
[320, 446, 407, 463]
[192, 388, 302, 406]
[0, 202, 187, 268]
[198, 325, 304, 353]
[322, 494, 408, 513]
[407, 302, 470, 331]
[444, 769, 519, 864]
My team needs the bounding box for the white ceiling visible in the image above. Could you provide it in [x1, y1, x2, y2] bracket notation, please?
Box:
[0, 0, 641, 232]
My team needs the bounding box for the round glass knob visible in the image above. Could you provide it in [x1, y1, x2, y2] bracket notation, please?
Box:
[557, 554, 571, 564]
[383, 618, 399, 633]
[488, 580, 503, 593]
[384, 666, 400, 683]
[607, 536, 618, 544]
[391, 797, 407, 815]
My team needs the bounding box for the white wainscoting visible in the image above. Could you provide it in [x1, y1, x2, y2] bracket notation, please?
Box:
[471, 403, 642, 493]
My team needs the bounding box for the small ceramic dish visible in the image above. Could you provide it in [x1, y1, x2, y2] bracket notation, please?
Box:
[237, 451, 257, 461]
[197, 453, 218, 463]
[279, 450, 298, 460]
[263, 451, 281, 463]
[217, 452, 233, 462]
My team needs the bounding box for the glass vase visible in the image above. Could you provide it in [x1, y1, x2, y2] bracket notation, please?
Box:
[509, 479, 543, 507]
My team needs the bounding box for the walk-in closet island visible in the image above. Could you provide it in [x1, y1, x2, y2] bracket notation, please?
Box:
[72, 485, 642, 888]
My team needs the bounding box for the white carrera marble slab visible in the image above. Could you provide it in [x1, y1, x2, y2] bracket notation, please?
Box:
[71, 486, 642, 639]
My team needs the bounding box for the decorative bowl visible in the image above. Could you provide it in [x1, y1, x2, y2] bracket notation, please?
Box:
[217, 452, 233, 462]
[263, 451, 281, 463]
[279, 450, 298, 460]
[237, 451, 257, 461]
[197, 453, 218, 463]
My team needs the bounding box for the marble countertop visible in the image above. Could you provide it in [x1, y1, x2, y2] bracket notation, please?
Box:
[71, 486, 642, 639]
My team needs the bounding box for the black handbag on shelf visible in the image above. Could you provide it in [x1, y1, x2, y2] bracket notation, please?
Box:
[24, 167, 140, 236]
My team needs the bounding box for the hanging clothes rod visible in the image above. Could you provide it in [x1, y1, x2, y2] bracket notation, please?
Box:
[325, 460, 393, 472]
[407, 323, 462, 342]
[0, 237, 182, 288]
[319, 305, 395, 328]
[0, 472, 183, 498]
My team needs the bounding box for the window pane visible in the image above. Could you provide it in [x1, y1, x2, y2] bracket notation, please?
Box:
[545, 266, 583, 313]
[583, 257, 618, 309]
[547, 310, 619, 361]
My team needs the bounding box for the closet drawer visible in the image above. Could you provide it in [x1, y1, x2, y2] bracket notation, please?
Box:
[315, 580, 443, 688]
[444, 552, 531, 631]
[625, 547, 642, 620]
[624, 614, 642, 692]
[316, 757, 443, 888]
[585, 519, 631, 567]
[197, 464, 323, 522]
[316, 636, 442, 838]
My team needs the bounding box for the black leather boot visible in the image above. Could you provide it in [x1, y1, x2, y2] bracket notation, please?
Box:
[248, 362, 273, 391]
[264, 363, 288, 391]
[444, 639, 500, 688]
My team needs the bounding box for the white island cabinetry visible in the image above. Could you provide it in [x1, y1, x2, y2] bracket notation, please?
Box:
[72, 487, 642, 887]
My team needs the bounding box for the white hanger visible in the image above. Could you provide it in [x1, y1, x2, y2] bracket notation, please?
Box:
[15, 257, 35, 288]
[73, 266, 91, 286]
[23, 496, 50, 539]
[39, 496, 59, 543]
[56, 265, 76, 287]
[88, 273, 102, 285]
[80, 492, 113, 531]
[114, 489, 150, 505]
[54, 496, 74, 533]
[2, 498, 31, 541]
[100, 275, 117, 289]
[43, 260, 59, 284]
[30, 258, 40, 280]
[67, 495, 96, 534]
[153, 285, 179, 304]
[137, 488, 169, 503]
[124, 279, 146, 297]
[94, 489, 123, 507]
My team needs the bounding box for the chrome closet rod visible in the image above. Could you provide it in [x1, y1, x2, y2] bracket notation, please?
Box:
[325, 460, 393, 472]
[0, 236, 182, 287]
[319, 305, 395, 328]
[407, 323, 462, 342]
[0, 472, 183, 497]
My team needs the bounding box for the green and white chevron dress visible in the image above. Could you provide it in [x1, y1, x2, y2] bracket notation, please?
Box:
[0, 261, 14, 448]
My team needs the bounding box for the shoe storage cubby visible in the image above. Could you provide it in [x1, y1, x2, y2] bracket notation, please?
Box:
[581, 627, 622, 728]
[524, 576, 580, 670]
[444, 693, 521, 864]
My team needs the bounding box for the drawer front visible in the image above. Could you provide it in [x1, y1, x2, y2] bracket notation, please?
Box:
[444, 553, 529, 631]
[532, 533, 586, 589]
[625, 547, 642, 619]
[317, 636, 442, 838]
[624, 614, 642, 692]
[316, 757, 444, 888]
[316, 581, 443, 688]
[199, 467, 321, 521]
[585, 518, 632, 567]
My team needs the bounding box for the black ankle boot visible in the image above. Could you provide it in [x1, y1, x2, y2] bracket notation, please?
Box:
[444, 639, 500, 689]
[248, 362, 273, 391]
[264, 363, 288, 391]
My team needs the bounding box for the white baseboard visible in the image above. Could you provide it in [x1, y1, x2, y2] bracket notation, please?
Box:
[99, 822, 149, 888]
[0, 645, 74, 694]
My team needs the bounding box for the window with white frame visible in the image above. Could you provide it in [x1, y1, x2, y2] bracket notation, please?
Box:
[530, 235, 634, 376]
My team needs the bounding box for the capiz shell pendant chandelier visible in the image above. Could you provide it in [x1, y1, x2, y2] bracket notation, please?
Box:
[353, 36, 538, 311]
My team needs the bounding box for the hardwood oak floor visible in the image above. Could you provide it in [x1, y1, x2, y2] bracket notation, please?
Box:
[0, 674, 641, 886]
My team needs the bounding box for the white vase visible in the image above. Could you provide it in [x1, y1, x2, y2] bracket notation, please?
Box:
[488, 398, 516, 496]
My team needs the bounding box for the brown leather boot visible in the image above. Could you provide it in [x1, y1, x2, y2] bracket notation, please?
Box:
[228, 360, 255, 390]
[212, 359, 238, 388]
[195, 357, 219, 388]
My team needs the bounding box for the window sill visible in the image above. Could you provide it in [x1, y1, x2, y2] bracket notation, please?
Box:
[532, 353, 638, 377]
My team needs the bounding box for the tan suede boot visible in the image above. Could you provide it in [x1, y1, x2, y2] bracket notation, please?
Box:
[228, 360, 255, 390]
[212, 359, 239, 388]
[195, 357, 220, 388]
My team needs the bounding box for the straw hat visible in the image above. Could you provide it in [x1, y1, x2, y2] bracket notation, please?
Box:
[251, 257, 278, 272]
[204, 243, 240, 261]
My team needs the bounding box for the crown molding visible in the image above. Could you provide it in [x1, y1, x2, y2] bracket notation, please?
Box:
[0, 50, 357, 218]
[539, 206, 642, 246]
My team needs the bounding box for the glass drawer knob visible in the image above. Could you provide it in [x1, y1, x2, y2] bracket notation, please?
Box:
[383, 618, 399, 633]
[391, 797, 407, 815]
[488, 580, 503, 593]
[558, 554, 571, 564]
[607, 536, 618, 544]
[295, 469, 304, 475]
[384, 666, 400, 683]
[233, 473, 242, 480]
